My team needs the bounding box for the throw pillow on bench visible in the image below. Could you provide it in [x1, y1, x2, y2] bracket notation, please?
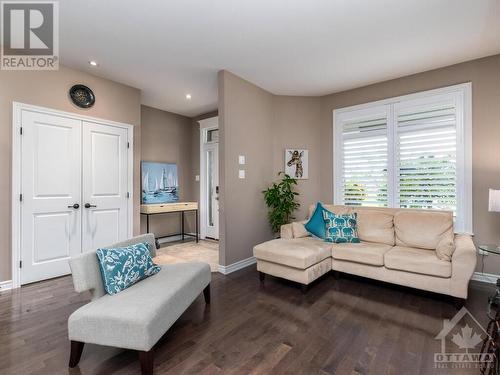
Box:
[96, 242, 161, 295]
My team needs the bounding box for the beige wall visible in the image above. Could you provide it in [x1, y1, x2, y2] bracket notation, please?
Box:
[272, 96, 322, 220]
[320, 54, 500, 274]
[140, 105, 198, 237]
[218, 71, 274, 265]
[0, 66, 141, 282]
[217, 75, 323, 265]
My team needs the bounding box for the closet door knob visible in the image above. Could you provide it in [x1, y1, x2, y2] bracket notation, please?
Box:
[68, 203, 80, 209]
[84, 203, 97, 208]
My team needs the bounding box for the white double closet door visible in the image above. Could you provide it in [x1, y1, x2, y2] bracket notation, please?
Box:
[20, 110, 130, 285]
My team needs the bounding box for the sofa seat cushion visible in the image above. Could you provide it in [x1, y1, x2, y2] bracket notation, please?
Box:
[384, 246, 451, 278]
[68, 262, 211, 351]
[331, 242, 393, 266]
[253, 237, 331, 269]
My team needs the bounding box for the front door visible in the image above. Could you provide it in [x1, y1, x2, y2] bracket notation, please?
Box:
[20, 110, 82, 284]
[204, 142, 219, 239]
[82, 121, 129, 251]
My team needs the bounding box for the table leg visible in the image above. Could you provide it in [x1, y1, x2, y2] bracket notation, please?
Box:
[146, 214, 150, 233]
[196, 209, 199, 243]
[181, 211, 185, 241]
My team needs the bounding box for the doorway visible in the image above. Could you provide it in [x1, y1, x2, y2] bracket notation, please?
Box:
[199, 117, 219, 240]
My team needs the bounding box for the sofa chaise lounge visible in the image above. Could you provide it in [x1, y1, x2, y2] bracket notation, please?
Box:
[254, 205, 477, 305]
[68, 233, 211, 375]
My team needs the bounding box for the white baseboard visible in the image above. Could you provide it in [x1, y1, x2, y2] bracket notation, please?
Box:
[218, 256, 256, 275]
[472, 271, 500, 284]
[0, 280, 13, 292]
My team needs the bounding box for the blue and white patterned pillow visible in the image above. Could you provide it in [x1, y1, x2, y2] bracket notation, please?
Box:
[323, 211, 360, 244]
[96, 242, 161, 295]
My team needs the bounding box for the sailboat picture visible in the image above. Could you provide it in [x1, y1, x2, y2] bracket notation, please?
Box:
[141, 162, 179, 204]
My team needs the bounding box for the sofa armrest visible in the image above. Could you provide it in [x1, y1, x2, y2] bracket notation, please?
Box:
[450, 234, 477, 298]
[280, 223, 294, 239]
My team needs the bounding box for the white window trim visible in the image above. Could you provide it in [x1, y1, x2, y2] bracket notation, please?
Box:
[332, 83, 472, 234]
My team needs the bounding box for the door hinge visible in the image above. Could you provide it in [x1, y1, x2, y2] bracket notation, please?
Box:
[19, 260, 22, 268]
[20, 127, 23, 135]
[126, 192, 130, 198]
[19, 193, 23, 202]
[127, 142, 130, 149]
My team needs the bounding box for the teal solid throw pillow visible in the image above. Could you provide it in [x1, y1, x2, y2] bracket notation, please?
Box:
[304, 202, 332, 239]
[96, 242, 161, 295]
[323, 211, 360, 243]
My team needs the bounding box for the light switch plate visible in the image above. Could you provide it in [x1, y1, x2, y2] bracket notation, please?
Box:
[238, 170, 245, 179]
[195, 175, 200, 182]
[238, 155, 245, 165]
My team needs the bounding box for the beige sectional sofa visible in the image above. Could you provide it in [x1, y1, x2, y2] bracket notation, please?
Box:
[253, 205, 477, 301]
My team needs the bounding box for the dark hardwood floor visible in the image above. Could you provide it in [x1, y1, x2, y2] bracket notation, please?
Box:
[0, 266, 494, 374]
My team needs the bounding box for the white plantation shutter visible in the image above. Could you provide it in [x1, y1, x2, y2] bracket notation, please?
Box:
[396, 98, 457, 212]
[340, 111, 389, 207]
[334, 84, 472, 233]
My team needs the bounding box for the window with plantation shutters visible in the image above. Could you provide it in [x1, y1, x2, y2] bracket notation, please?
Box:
[334, 84, 472, 233]
[338, 107, 389, 207]
[395, 97, 457, 212]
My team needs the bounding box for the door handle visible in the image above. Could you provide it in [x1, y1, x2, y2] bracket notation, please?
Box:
[68, 203, 80, 209]
[84, 203, 97, 208]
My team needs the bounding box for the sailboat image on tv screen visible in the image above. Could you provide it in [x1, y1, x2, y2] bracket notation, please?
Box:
[141, 162, 179, 204]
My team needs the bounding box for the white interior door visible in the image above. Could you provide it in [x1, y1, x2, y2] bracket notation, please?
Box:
[82, 121, 129, 251]
[20, 110, 82, 284]
[204, 142, 219, 239]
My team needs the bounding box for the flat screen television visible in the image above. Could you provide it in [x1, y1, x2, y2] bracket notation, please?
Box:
[141, 162, 179, 204]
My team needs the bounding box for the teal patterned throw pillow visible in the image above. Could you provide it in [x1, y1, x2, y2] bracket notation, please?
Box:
[96, 242, 161, 295]
[323, 211, 360, 244]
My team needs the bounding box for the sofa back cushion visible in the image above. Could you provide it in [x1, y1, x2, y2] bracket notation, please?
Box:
[394, 210, 455, 260]
[353, 209, 395, 246]
[292, 221, 310, 238]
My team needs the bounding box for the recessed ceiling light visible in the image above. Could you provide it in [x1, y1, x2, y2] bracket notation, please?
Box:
[89, 60, 98, 67]
[185, 94, 192, 100]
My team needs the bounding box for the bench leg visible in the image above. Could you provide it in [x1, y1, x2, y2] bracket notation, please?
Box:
[259, 271, 265, 283]
[69, 340, 84, 368]
[139, 350, 154, 375]
[203, 284, 211, 304]
[301, 284, 308, 294]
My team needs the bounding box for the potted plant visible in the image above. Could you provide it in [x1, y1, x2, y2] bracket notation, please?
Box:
[262, 172, 300, 235]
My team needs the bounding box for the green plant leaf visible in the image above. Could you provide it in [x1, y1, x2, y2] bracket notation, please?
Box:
[262, 171, 300, 233]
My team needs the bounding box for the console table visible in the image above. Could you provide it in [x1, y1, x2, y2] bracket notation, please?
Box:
[140, 202, 198, 243]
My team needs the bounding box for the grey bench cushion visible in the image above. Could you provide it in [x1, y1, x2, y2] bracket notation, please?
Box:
[68, 262, 211, 351]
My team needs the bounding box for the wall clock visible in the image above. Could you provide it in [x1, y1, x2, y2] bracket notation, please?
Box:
[69, 84, 95, 108]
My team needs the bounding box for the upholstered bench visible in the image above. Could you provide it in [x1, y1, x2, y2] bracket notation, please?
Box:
[68, 234, 211, 375]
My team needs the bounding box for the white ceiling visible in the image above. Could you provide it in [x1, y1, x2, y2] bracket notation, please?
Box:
[60, 0, 500, 117]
